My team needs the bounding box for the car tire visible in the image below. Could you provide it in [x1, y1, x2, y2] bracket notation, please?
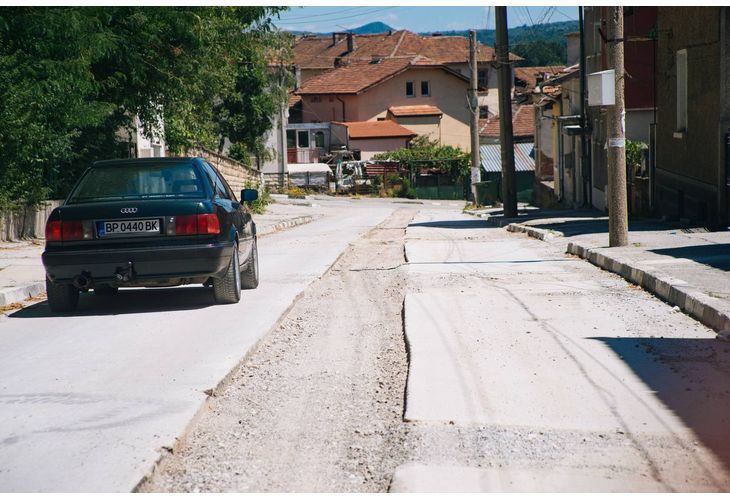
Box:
[212, 245, 241, 304]
[240, 237, 259, 290]
[46, 277, 79, 313]
[94, 284, 118, 296]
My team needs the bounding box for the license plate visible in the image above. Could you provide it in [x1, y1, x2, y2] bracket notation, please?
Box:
[97, 218, 160, 237]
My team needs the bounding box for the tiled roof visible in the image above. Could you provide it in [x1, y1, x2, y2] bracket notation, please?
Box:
[388, 105, 443, 117]
[296, 58, 467, 95]
[334, 120, 417, 139]
[514, 66, 565, 91]
[293, 30, 521, 70]
[479, 105, 535, 138]
[288, 94, 302, 108]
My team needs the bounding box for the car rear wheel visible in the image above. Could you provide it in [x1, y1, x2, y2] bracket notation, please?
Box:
[212, 245, 241, 304]
[94, 284, 118, 296]
[46, 277, 79, 312]
[240, 237, 259, 290]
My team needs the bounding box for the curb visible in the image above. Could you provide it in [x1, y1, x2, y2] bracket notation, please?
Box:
[257, 215, 314, 237]
[505, 223, 563, 241]
[566, 241, 730, 333]
[0, 282, 45, 307]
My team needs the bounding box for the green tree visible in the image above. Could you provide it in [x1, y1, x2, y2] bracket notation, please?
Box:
[0, 7, 291, 207]
[371, 136, 471, 180]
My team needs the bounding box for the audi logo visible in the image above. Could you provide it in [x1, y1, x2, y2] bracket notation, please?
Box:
[120, 208, 138, 214]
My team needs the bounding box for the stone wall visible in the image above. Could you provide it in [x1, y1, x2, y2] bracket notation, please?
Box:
[0, 200, 63, 241]
[186, 147, 260, 194]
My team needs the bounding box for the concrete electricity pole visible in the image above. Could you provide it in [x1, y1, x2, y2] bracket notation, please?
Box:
[495, 6, 517, 218]
[607, 6, 629, 246]
[469, 30, 481, 203]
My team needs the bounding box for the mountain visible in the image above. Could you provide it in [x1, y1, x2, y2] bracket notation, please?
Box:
[284, 22, 393, 37]
[423, 20, 579, 66]
[351, 22, 393, 34]
[424, 20, 578, 47]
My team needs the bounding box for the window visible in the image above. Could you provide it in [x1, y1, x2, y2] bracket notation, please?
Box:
[311, 95, 322, 103]
[297, 130, 310, 149]
[676, 49, 687, 132]
[406, 81, 415, 97]
[478, 69, 488, 89]
[314, 131, 325, 148]
[286, 130, 296, 148]
[421, 80, 430, 96]
[204, 162, 231, 200]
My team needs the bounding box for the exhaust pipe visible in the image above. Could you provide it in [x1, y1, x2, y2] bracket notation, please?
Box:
[72, 273, 92, 291]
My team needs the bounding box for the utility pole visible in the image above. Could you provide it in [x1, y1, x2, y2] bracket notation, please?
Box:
[579, 6, 591, 207]
[607, 6, 629, 246]
[469, 30, 481, 204]
[495, 6, 517, 218]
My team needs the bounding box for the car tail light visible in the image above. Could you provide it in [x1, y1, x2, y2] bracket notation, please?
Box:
[175, 215, 198, 235]
[175, 214, 220, 235]
[62, 220, 84, 241]
[46, 220, 62, 241]
[45, 219, 90, 242]
[197, 214, 220, 235]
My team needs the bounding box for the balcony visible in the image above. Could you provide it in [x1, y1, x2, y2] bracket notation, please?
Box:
[288, 147, 321, 164]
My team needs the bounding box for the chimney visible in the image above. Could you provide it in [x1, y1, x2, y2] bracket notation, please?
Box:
[347, 32, 355, 53]
[331, 33, 336, 46]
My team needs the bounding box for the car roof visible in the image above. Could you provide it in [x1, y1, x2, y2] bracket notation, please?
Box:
[91, 157, 202, 167]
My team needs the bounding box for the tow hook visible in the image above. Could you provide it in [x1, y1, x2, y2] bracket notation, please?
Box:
[114, 261, 135, 283]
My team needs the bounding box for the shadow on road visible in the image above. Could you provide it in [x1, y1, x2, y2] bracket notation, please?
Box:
[10, 286, 216, 318]
[591, 336, 730, 473]
[650, 244, 730, 272]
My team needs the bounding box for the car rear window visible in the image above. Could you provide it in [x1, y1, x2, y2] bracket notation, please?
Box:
[67, 163, 206, 203]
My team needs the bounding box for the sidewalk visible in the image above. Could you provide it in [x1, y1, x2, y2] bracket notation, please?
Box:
[465, 206, 730, 334]
[0, 202, 319, 308]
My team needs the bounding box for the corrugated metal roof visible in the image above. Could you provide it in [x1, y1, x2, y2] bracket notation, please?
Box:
[480, 143, 535, 173]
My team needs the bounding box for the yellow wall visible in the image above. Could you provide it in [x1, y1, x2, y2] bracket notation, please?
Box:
[300, 66, 471, 151]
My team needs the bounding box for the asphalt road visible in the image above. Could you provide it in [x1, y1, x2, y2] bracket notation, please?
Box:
[0, 198, 402, 492]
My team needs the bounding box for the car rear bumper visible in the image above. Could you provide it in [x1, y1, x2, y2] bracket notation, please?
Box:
[42, 242, 234, 285]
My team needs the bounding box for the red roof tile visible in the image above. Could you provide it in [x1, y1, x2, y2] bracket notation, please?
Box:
[514, 66, 565, 91]
[296, 58, 467, 95]
[388, 105, 443, 117]
[293, 30, 521, 70]
[335, 120, 417, 139]
[479, 105, 535, 138]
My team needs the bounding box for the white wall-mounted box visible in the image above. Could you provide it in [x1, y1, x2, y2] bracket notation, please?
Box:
[588, 69, 615, 106]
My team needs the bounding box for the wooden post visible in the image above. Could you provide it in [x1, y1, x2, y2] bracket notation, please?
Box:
[607, 6, 629, 246]
[496, 6, 517, 217]
[469, 30, 481, 203]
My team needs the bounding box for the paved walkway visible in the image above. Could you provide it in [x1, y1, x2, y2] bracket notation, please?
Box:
[0, 201, 319, 307]
[466, 206, 730, 334]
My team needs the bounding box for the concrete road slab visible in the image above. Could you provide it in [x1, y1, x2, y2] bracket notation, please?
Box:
[389, 463, 670, 493]
[402, 290, 689, 434]
[0, 201, 394, 492]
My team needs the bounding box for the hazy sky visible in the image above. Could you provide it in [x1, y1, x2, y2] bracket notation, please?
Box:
[273, 6, 578, 33]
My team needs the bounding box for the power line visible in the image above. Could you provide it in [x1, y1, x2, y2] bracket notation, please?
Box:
[276, 7, 398, 27]
[277, 7, 369, 22]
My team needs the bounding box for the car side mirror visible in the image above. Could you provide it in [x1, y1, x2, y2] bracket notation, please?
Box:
[241, 189, 258, 202]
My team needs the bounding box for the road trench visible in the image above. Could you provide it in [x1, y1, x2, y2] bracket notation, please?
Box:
[139, 208, 417, 492]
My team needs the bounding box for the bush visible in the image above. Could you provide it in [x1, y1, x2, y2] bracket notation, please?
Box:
[626, 140, 648, 176]
[244, 181, 271, 214]
[396, 179, 417, 199]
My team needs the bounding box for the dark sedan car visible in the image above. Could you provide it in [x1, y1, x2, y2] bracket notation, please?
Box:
[42, 157, 259, 312]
